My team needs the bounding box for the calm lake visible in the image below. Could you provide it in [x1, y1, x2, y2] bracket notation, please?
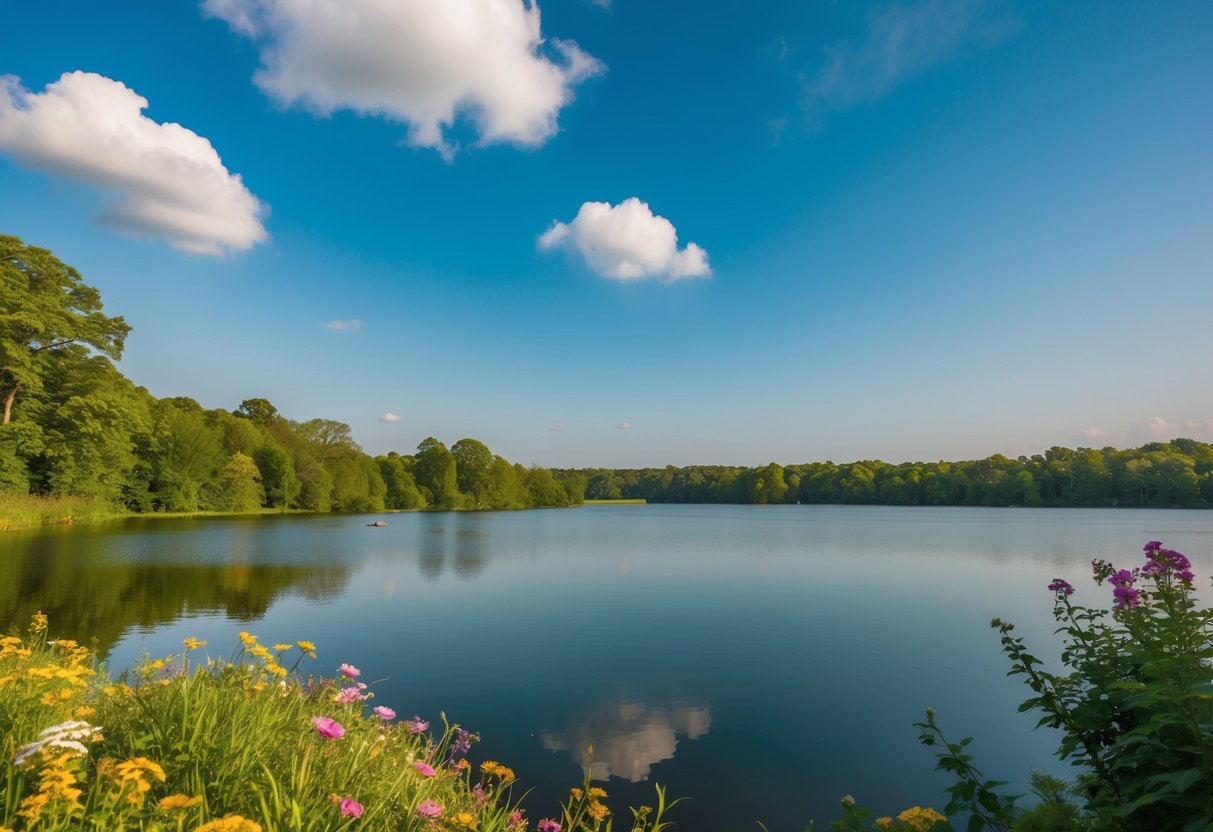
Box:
[4, 505, 1213, 829]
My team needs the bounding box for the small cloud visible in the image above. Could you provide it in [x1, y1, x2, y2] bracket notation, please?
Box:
[1141, 416, 1177, 438]
[590, 0, 612, 8]
[616, 421, 633, 430]
[539, 198, 711, 282]
[0, 72, 267, 255]
[1081, 427, 1109, 442]
[802, 0, 1017, 121]
[767, 117, 789, 146]
[378, 412, 400, 423]
[548, 422, 567, 432]
[323, 319, 362, 331]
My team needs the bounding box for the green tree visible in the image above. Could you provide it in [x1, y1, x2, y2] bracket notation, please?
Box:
[452, 438, 495, 509]
[0, 235, 130, 425]
[254, 443, 299, 508]
[216, 452, 264, 512]
[413, 437, 460, 509]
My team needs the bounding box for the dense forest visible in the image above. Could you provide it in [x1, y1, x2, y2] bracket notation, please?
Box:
[563, 438, 1213, 508]
[0, 235, 584, 514]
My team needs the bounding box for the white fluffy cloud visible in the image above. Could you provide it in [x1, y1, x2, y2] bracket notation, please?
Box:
[538, 198, 711, 281]
[323, 319, 362, 331]
[379, 412, 401, 423]
[0, 72, 267, 255]
[203, 0, 603, 158]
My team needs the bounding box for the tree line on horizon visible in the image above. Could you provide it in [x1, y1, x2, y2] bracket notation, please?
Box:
[5, 233, 1213, 516]
[561, 437, 1213, 508]
[0, 234, 582, 514]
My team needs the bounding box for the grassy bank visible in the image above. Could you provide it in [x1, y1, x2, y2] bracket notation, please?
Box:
[0, 616, 678, 832]
[0, 494, 305, 532]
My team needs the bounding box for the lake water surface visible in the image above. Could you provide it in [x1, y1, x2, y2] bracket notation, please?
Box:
[4, 505, 1213, 829]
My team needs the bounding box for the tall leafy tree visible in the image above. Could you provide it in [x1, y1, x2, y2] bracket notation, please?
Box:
[0, 235, 130, 425]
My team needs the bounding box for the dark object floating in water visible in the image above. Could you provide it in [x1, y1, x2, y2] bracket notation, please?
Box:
[366, 521, 387, 527]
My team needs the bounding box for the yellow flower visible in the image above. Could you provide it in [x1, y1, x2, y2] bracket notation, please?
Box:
[296, 640, 317, 657]
[160, 794, 202, 811]
[115, 757, 167, 794]
[74, 706, 96, 718]
[17, 791, 50, 820]
[247, 644, 272, 661]
[896, 807, 948, 832]
[239, 631, 259, 646]
[875, 819, 893, 830]
[145, 659, 167, 673]
[273, 643, 292, 651]
[587, 787, 607, 800]
[455, 812, 478, 829]
[183, 637, 207, 651]
[0, 636, 21, 646]
[31, 611, 49, 632]
[195, 814, 263, 831]
[587, 801, 609, 822]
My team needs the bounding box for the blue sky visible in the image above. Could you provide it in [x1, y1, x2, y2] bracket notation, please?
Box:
[1, 0, 1210, 467]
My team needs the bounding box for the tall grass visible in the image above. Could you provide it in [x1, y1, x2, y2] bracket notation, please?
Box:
[0, 494, 120, 531]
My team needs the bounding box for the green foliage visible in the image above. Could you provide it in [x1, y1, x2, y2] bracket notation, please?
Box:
[216, 452, 265, 512]
[914, 709, 1017, 831]
[0, 235, 129, 426]
[254, 444, 299, 508]
[993, 543, 1213, 830]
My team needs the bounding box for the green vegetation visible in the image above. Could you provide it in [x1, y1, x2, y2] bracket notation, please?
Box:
[582, 499, 646, 505]
[566, 439, 1213, 508]
[1, 235, 583, 530]
[0, 617, 676, 832]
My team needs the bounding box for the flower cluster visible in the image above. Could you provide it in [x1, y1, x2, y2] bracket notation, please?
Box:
[1047, 579, 1074, 596]
[1141, 540, 1195, 583]
[13, 720, 102, 767]
[1109, 568, 1142, 610]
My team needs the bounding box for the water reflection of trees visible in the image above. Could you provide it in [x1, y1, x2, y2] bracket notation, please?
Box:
[540, 701, 711, 782]
[0, 540, 349, 657]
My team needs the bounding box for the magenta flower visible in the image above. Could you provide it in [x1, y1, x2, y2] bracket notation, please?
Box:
[373, 706, 396, 720]
[538, 819, 561, 832]
[405, 716, 430, 734]
[412, 761, 436, 776]
[338, 663, 361, 678]
[340, 797, 364, 818]
[416, 799, 443, 819]
[311, 716, 346, 739]
[1047, 579, 1074, 596]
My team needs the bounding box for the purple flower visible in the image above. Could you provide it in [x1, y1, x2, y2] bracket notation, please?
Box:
[1143, 540, 1163, 554]
[1110, 569, 1135, 587]
[538, 820, 561, 832]
[1113, 585, 1142, 610]
[1141, 543, 1194, 583]
[1048, 579, 1075, 596]
[312, 716, 345, 739]
[405, 716, 429, 734]
[447, 728, 473, 764]
[340, 797, 364, 818]
[373, 706, 396, 720]
[412, 762, 436, 777]
[416, 799, 443, 819]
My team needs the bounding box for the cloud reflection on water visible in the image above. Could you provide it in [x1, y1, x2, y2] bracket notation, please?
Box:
[540, 701, 710, 782]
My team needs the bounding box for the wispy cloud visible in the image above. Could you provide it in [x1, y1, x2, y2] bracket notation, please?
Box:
[539, 198, 711, 282]
[379, 412, 400, 423]
[802, 0, 1018, 121]
[616, 421, 633, 430]
[0, 72, 267, 255]
[548, 422, 567, 432]
[323, 319, 362, 331]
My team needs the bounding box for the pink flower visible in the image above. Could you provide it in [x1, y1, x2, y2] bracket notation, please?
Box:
[340, 797, 364, 818]
[538, 819, 561, 832]
[339, 663, 361, 678]
[416, 799, 443, 819]
[412, 761, 436, 776]
[312, 716, 345, 739]
[406, 716, 429, 734]
[373, 706, 396, 720]
[336, 686, 364, 704]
